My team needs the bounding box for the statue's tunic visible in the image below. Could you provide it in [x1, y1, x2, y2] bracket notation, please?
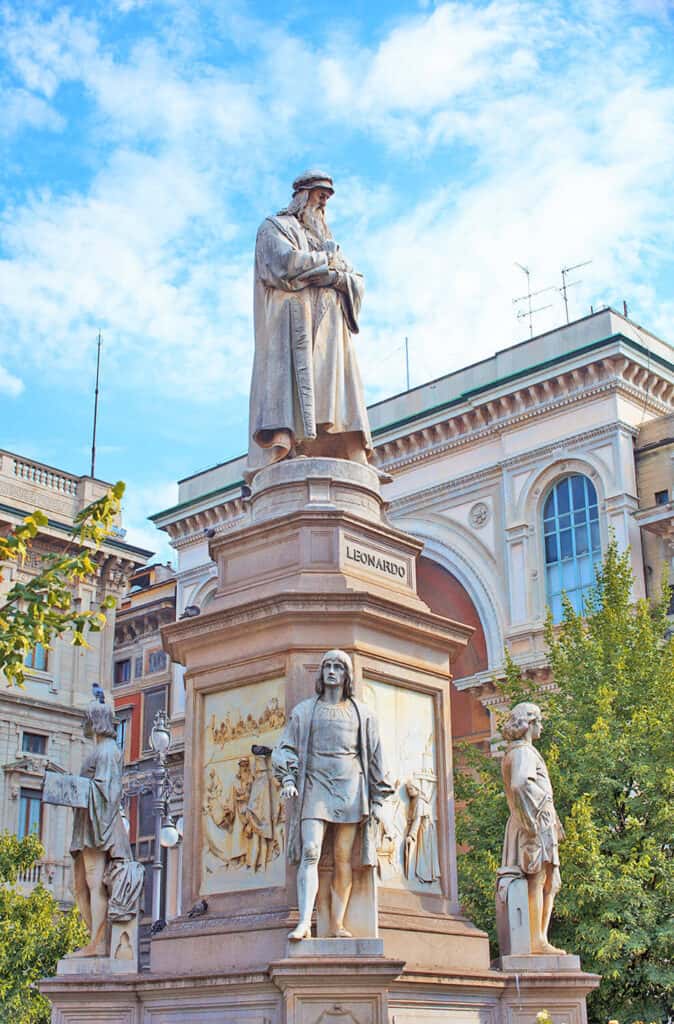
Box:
[247, 213, 372, 477]
[501, 739, 564, 875]
[302, 701, 367, 824]
[272, 695, 393, 865]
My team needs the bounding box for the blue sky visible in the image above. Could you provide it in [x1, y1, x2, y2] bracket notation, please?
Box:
[1, 0, 674, 558]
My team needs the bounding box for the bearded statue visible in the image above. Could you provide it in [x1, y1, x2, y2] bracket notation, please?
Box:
[246, 171, 372, 480]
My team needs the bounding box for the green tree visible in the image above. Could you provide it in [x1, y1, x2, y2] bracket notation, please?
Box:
[0, 832, 88, 1024]
[455, 541, 674, 1023]
[0, 482, 125, 687]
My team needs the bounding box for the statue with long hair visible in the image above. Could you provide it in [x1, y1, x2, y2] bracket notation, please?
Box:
[272, 650, 393, 940]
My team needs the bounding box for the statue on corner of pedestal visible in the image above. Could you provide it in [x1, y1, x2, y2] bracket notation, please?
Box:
[246, 171, 373, 482]
[496, 701, 566, 957]
[69, 700, 144, 958]
[272, 649, 393, 940]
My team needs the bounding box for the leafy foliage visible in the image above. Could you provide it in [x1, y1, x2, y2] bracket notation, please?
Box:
[0, 482, 125, 687]
[455, 541, 674, 1024]
[0, 832, 87, 1024]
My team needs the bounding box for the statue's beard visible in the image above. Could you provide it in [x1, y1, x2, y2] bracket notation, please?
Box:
[300, 205, 332, 243]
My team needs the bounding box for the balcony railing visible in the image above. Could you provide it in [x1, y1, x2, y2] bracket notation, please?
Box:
[12, 457, 78, 496]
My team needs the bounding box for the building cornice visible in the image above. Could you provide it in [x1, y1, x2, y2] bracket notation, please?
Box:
[373, 355, 672, 474]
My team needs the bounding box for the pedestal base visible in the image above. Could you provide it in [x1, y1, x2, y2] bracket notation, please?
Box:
[496, 953, 581, 972]
[270, 953, 404, 1024]
[286, 937, 384, 958]
[56, 956, 136, 977]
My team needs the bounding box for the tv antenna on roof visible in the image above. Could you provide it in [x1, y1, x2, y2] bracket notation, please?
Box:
[560, 260, 592, 323]
[512, 263, 555, 338]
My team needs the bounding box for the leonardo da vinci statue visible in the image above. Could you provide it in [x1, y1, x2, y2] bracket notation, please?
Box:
[247, 171, 372, 480]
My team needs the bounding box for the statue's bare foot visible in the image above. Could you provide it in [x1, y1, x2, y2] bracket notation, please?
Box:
[332, 926, 352, 938]
[288, 923, 312, 940]
[533, 941, 566, 955]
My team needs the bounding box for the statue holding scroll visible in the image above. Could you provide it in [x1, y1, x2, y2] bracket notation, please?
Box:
[69, 700, 144, 957]
[247, 171, 372, 480]
[497, 702, 566, 956]
[272, 649, 393, 940]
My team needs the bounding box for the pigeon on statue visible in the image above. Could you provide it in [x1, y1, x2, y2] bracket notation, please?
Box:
[92, 682, 105, 704]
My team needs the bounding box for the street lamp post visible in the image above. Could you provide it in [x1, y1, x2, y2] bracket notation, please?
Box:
[149, 709, 179, 926]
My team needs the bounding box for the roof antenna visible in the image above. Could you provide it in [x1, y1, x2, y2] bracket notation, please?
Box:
[560, 260, 592, 323]
[512, 263, 554, 338]
[90, 330, 102, 478]
[404, 336, 410, 390]
[623, 300, 629, 318]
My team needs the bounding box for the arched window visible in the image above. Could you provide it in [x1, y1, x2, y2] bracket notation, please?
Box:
[543, 474, 601, 622]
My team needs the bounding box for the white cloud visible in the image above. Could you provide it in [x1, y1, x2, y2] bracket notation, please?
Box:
[0, 365, 23, 397]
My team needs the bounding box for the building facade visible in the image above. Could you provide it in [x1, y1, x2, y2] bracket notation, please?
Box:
[151, 309, 674, 750]
[0, 450, 150, 905]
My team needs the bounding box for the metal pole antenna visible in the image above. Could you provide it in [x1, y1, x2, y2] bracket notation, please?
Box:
[560, 260, 592, 324]
[404, 337, 410, 390]
[514, 263, 533, 337]
[90, 331, 102, 478]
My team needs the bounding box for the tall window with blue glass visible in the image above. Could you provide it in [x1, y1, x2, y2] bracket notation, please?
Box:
[543, 474, 601, 622]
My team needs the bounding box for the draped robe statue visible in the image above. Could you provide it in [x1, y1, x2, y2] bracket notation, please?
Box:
[247, 171, 372, 480]
[70, 701, 144, 957]
[497, 702, 566, 956]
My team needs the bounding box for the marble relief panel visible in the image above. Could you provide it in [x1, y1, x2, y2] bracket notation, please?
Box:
[200, 678, 286, 895]
[362, 680, 441, 894]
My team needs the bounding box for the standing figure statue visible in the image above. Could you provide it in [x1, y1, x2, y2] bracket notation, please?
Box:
[272, 650, 393, 940]
[247, 171, 372, 480]
[499, 702, 565, 955]
[70, 701, 144, 957]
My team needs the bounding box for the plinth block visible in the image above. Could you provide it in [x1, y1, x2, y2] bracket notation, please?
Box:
[56, 956, 136, 977]
[270, 954, 404, 1024]
[286, 937, 384, 958]
[496, 953, 582, 972]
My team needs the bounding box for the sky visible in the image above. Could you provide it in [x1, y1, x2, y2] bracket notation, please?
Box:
[1, 0, 674, 559]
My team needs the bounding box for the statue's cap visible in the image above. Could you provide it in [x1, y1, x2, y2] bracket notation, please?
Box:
[292, 169, 334, 195]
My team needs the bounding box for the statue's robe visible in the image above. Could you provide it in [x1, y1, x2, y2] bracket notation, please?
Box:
[501, 739, 564, 877]
[247, 213, 372, 478]
[71, 736, 144, 921]
[271, 695, 393, 866]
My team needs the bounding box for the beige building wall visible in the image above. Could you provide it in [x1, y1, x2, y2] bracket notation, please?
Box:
[0, 450, 151, 906]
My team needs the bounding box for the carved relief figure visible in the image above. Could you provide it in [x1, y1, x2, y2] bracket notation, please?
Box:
[404, 778, 440, 885]
[70, 701, 144, 957]
[272, 649, 393, 940]
[247, 171, 372, 479]
[499, 702, 566, 955]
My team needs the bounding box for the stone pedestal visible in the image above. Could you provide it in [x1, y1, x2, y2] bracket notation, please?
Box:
[41, 458, 599, 1023]
[56, 916, 140, 977]
[270, 952, 404, 1024]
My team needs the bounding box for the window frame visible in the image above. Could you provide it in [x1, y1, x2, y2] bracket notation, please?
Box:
[22, 732, 47, 756]
[17, 788, 42, 840]
[147, 649, 167, 675]
[114, 659, 132, 686]
[542, 473, 602, 623]
[24, 643, 48, 672]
